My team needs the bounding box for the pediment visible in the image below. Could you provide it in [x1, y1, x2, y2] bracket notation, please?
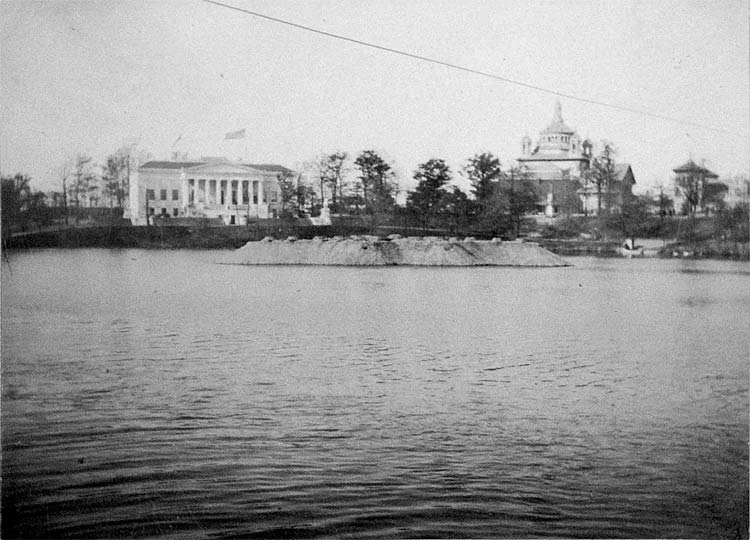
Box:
[184, 163, 257, 175]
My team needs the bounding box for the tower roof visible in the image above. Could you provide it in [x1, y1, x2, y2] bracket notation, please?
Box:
[672, 159, 718, 178]
[543, 99, 574, 134]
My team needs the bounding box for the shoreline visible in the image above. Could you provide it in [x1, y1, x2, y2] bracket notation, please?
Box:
[3, 226, 748, 261]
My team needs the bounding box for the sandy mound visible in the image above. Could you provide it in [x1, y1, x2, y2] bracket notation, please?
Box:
[222, 236, 569, 267]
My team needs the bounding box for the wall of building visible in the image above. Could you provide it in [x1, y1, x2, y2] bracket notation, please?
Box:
[127, 166, 282, 225]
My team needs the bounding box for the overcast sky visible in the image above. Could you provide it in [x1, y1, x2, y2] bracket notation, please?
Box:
[2, 0, 748, 193]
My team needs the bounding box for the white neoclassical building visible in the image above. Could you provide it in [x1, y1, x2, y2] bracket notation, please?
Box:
[127, 158, 292, 225]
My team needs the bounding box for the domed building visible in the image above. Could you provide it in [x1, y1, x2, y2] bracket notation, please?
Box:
[518, 100, 634, 216]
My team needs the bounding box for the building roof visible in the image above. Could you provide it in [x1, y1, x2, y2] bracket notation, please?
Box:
[140, 160, 292, 174]
[140, 161, 205, 169]
[672, 159, 718, 178]
[519, 101, 581, 163]
[543, 100, 575, 134]
[518, 155, 589, 163]
[241, 164, 293, 173]
[614, 163, 635, 183]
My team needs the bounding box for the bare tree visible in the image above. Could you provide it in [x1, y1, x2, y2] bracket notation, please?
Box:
[276, 171, 298, 218]
[102, 153, 128, 208]
[70, 154, 97, 211]
[118, 143, 152, 206]
[588, 141, 616, 215]
[675, 170, 704, 220]
[318, 152, 347, 211]
[57, 162, 71, 226]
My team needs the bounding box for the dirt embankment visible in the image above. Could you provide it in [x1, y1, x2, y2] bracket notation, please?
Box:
[223, 236, 570, 267]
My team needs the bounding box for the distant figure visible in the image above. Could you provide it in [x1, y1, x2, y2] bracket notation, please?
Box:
[621, 237, 644, 257]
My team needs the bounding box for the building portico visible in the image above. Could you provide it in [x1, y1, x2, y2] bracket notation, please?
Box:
[128, 158, 291, 225]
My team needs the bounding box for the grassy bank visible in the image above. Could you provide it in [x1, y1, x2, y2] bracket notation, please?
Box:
[4, 223, 748, 260]
[3, 223, 444, 250]
[5, 225, 273, 250]
[535, 239, 622, 257]
[658, 239, 750, 260]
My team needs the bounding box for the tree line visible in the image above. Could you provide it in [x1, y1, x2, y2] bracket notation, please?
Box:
[275, 144, 637, 238]
[3, 142, 748, 244]
[3, 142, 622, 238]
[2, 145, 146, 236]
[273, 149, 543, 237]
[56, 147, 143, 214]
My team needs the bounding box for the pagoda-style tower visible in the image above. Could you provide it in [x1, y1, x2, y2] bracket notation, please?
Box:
[672, 158, 719, 216]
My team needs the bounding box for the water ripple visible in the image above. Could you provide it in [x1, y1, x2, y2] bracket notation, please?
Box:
[2, 251, 747, 539]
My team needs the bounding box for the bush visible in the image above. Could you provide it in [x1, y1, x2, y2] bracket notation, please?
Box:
[714, 204, 749, 242]
[542, 217, 588, 239]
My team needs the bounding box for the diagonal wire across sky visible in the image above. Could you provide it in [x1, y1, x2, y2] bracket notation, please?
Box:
[204, 0, 732, 135]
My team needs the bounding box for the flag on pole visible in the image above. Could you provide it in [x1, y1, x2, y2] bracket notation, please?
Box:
[224, 128, 246, 140]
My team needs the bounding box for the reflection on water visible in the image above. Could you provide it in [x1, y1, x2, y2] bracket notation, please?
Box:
[2, 250, 748, 539]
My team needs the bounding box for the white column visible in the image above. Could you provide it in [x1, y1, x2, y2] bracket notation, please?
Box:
[180, 172, 188, 212]
[258, 180, 268, 218]
[128, 170, 140, 224]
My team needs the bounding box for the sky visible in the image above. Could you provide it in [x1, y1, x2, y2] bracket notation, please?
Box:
[1, 0, 748, 194]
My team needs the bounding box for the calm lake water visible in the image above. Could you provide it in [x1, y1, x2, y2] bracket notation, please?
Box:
[2, 249, 748, 539]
